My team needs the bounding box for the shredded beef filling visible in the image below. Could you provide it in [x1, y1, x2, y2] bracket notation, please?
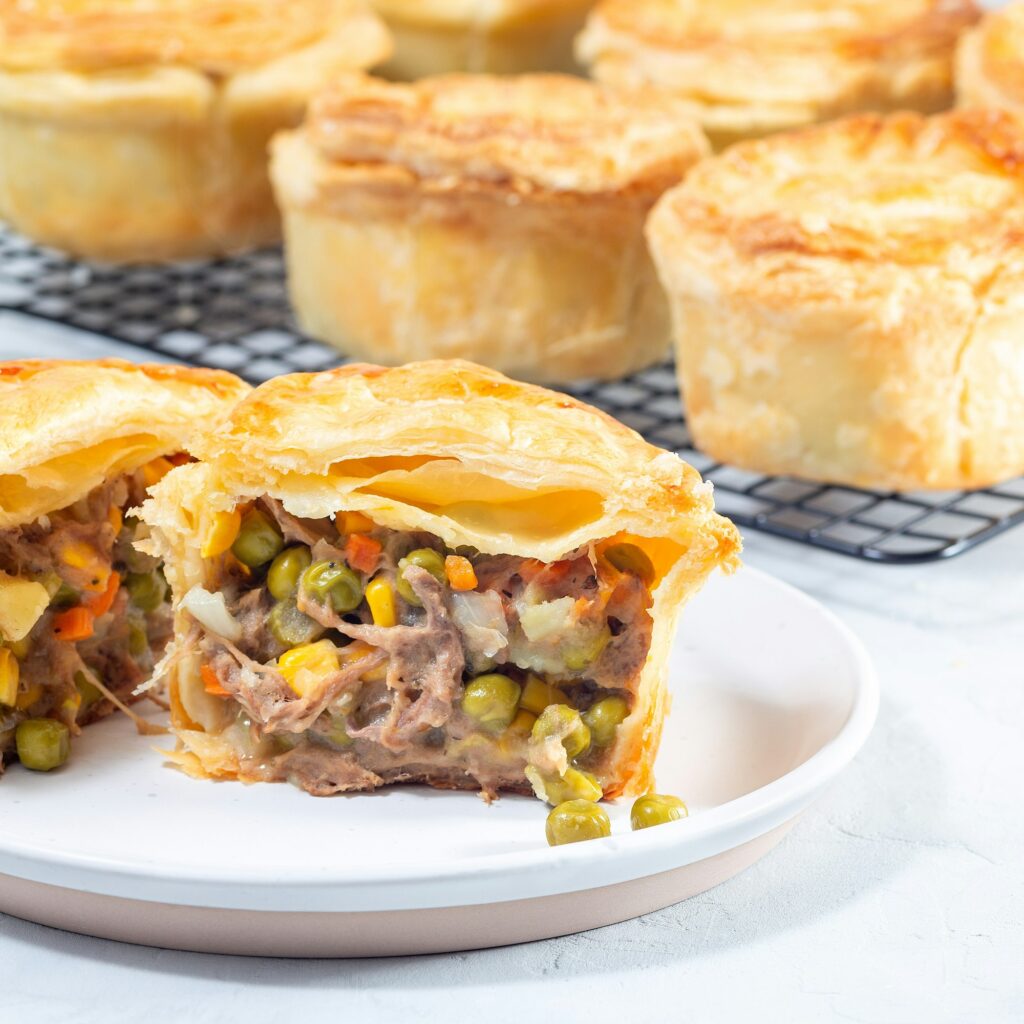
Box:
[190, 498, 655, 798]
[0, 469, 175, 771]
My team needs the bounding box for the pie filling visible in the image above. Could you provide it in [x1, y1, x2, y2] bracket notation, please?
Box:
[0, 460, 177, 772]
[182, 498, 656, 799]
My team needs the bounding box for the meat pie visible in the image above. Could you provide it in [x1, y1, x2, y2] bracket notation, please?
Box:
[0, 360, 248, 773]
[140, 360, 739, 802]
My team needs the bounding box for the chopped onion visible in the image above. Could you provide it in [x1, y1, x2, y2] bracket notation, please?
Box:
[519, 596, 574, 643]
[451, 590, 508, 661]
[181, 586, 242, 644]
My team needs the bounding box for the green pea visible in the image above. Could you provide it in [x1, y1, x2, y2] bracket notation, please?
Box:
[74, 670, 104, 711]
[461, 674, 521, 733]
[125, 570, 166, 612]
[127, 620, 148, 657]
[231, 508, 284, 569]
[324, 713, 354, 749]
[32, 571, 62, 599]
[541, 767, 603, 805]
[630, 794, 688, 831]
[300, 560, 363, 613]
[268, 600, 323, 649]
[396, 548, 446, 606]
[604, 543, 655, 585]
[268, 546, 313, 602]
[583, 696, 630, 748]
[15, 718, 70, 771]
[531, 704, 590, 759]
[563, 626, 612, 671]
[546, 799, 611, 846]
[51, 582, 80, 609]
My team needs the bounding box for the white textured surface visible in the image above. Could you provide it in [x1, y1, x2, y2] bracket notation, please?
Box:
[0, 312, 1022, 1021]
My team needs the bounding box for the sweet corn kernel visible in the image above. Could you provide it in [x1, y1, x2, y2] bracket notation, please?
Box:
[338, 510, 374, 534]
[365, 578, 397, 628]
[15, 680, 43, 710]
[507, 708, 538, 736]
[519, 674, 571, 716]
[201, 509, 242, 558]
[278, 640, 340, 698]
[0, 648, 18, 706]
[60, 540, 102, 572]
[141, 456, 175, 486]
[107, 506, 123, 535]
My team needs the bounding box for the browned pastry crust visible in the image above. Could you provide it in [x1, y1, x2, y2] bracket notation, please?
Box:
[957, 0, 1024, 116]
[578, 0, 981, 149]
[646, 108, 1024, 491]
[0, 359, 249, 528]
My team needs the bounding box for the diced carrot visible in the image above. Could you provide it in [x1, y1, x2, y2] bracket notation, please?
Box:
[445, 555, 478, 591]
[85, 571, 120, 618]
[200, 663, 231, 698]
[107, 505, 123, 535]
[345, 533, 382, 574]
[53, 606, 94, 642]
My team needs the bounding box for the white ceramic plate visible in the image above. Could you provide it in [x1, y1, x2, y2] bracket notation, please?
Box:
[0, 566, 877, 956]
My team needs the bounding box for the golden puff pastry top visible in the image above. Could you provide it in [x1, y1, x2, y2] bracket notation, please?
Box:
[957, 0, 1024, 114]
[0, 0, 384, 74]
[303, 72, 709, 195]
[368, 0, 591, 28]
[175, 360, 740, 577]
[0, 359, 249, 529]
[579, 0, 980, 120]
[651, 108, 1024, 287]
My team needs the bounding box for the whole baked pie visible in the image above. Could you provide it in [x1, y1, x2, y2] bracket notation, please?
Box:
[270, 72, 708, 382]
[577, 0, 980, 150]
[0, 0, 391, 262]
[368, 0, 596, 79]
[647, 108, 1024, 491]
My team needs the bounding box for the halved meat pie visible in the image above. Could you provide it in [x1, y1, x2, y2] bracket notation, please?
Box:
[0, 360, 248, 773]
[141, 361, 739, 801]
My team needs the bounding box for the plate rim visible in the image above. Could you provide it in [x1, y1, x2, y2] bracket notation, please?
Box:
[0, 566, 879, 912]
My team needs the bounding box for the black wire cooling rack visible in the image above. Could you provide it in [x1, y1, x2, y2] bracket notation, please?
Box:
[2, 226, 1022, 564]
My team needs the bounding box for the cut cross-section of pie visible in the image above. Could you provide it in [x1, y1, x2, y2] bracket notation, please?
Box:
[0, 359, 249, 774]
[140, 360, 740, 801]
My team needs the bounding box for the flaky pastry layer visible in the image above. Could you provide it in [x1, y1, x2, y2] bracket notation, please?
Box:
[0, 360, 249, 528]
[305, 72, 707, 195]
